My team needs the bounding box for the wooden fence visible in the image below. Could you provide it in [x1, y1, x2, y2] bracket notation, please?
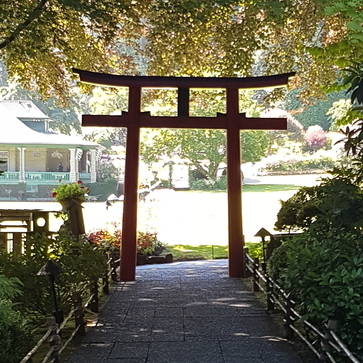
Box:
[244, 248, 361, 363]
[20, 254, 120, 363]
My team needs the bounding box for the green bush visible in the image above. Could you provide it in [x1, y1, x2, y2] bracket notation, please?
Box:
[274, 177, 363, 233]
[270, 176, 363, 360]
[245, 242, 263, 260]
[189, 178, 212, 190]
[212, 175, 227, 190]
[263, 156, 337, 173]
[0, 231, 107, 320]
[0, 276, 33, 363]
[189, 176, 227, 191]
[269, 231, 363, 360]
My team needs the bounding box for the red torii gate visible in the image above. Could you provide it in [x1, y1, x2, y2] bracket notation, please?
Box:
[73, 69, 295, 281]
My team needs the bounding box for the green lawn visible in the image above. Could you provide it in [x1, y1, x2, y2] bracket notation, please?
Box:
[243, 184, 299, 193]
[164, 242, 263, 261]
[188, 184, 299, 194]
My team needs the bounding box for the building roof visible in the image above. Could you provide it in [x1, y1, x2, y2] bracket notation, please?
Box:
[1, 100, 52, 121]
[0, 101, 101, 149]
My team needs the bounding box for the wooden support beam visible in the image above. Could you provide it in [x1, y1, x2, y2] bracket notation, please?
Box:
[226, 88, 245, 277]
[178, 88, 190, 117]
[120, 87, 141, 282]
[82, 114, 287, 130]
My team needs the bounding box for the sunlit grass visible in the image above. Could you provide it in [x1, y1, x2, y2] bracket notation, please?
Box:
[164, 242, 263, 261]
[188, 184, 300, 193]
[243, 184, 299, 193]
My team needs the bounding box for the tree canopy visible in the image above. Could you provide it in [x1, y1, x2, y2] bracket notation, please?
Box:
[1, 1, 363, 103]
[140, 91, 271, 182]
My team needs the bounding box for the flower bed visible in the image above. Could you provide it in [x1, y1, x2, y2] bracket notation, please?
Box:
[87, 228, 171, 264]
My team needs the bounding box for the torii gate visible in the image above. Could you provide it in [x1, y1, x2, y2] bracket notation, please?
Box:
[73, 69, 295, 282]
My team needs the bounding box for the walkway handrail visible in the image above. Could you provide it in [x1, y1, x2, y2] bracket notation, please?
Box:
[20, 252, 120, 363]
[244, 248, 361, 363]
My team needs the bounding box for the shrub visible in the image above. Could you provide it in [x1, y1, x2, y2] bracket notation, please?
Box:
[304, 125, 327, 153]
[268, 230, 363, 360]
[212, 175, 227, 190]
[0, 231, 107, 319]
[274, 177, 363, 233]
[270, 176, 363, 360]
[189, 179, 212, 190]
[88, 229, 122, 251]
[88, 228, 164, 256]
[263, 156, 336, 173]
[0, 276, 33, 363]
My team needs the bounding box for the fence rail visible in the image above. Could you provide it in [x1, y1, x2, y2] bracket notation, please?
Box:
[244, 248, 361, 363]
[20, 253, 119, 363]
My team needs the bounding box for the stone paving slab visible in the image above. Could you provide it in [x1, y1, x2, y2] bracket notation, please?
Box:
[66, 259, 306, 363]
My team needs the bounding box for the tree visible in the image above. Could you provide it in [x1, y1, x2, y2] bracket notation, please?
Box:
[304, 125, 327, 153]
[141, 128, 269, 183]
[261, 108, 305, 151]
[285, 89, 347, 131]
[0, 0, 140, 104]
[1, 1, 363, 103]
[0, 60, 84, 134]
[82, 87, 129, 148]
[139, 89, 270, 183]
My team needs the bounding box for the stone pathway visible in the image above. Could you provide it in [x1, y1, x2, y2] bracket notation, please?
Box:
[66, 259, 304, 363]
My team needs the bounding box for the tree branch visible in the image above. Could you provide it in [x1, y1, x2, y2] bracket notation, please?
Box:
[0, 0, 49, 50]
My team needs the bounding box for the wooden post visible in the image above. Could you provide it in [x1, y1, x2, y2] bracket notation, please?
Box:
[266, 276, 275, 311]
[72, 292, 85, 336]
[284, 295, 294, 339]
[110, 253, 118, 282]
[103, 272, 109, 295]
[120, 86, 141, 282]
[47, 316, 61, 363]
[89, 278, 99, 313]
[226, 88, 244, 277]
[243, 247, 252, 277]
[252, 257, 259, 292]
[0, 232, 7, 252]
[12, 232, 23, 256]
[320, 319, 337, 360]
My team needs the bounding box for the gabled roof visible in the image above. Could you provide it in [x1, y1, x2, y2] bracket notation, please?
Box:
[0, 100, 52, 121]
[0, 101, 101, 149]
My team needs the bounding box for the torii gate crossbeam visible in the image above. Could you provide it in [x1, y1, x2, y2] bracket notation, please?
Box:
[73, 69, 295, 281]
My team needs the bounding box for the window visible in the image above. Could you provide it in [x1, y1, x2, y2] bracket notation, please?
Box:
[0, 158, 8, 172]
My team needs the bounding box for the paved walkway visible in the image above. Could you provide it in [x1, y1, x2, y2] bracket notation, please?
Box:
[67, 260, 304, 363]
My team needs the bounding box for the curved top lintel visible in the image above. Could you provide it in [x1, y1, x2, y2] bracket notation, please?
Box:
[73, 68, 295, 90]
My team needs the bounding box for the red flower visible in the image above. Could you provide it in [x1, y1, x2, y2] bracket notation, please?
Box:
[77, 180, 83, 184]
[51, 192, 57, 198]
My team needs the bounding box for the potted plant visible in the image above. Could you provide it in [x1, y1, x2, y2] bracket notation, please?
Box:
[52, 181, 90, 236]
[52, 181, 90, 205]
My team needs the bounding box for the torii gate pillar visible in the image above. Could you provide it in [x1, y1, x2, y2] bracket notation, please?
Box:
[73, 69, 295, 281]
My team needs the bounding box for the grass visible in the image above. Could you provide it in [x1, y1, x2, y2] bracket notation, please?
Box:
[189, 184, 300, 193]
[164, 242, 263, 261]
[243, 184, 299, 193]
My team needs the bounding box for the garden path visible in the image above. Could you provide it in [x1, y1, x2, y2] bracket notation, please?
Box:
[66, 259, 308, 363]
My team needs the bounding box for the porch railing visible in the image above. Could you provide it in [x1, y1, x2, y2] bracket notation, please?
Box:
[0, 172, 92, 184]
[0, 171, 19, 181]
[26, 172, 71, 183]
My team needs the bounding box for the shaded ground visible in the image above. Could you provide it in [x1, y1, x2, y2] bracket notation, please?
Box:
[65, 260, 307, 363]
